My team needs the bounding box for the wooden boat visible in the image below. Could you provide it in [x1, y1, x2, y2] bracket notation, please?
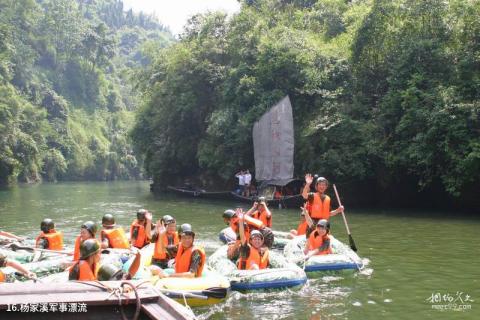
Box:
[0, 281, 196, 319]
[230, 178, 305, 209]
[230, 192, 304, 208]
[166, 185, 232, 200]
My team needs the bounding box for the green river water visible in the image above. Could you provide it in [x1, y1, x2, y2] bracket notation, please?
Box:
[0, 181, 478, 320]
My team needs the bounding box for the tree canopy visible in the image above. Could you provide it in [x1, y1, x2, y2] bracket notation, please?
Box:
[0, 0, 173, 184]
[132, 0, 479, 208]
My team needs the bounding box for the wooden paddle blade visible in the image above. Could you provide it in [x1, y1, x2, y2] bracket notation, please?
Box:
[349, 234, 358, 252]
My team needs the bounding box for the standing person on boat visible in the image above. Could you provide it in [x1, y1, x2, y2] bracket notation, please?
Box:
[36, 218, 63, 250]
[151, 215, 179, 269]
[244, 169, 252, 197]
[0, 253, 36, 282]
[302, 174, 344, 236]
[69, 239, 101, 281]
[237, 214, 269, 270]
[100, 214, 130, 249]
[235, 170, 245, 195]
[304, 219, 333, 258]
[130, 209, 153, 249]
[245, 197, 272, 228]
[73, 221, 98, 261]
[153, 224, 205, 278]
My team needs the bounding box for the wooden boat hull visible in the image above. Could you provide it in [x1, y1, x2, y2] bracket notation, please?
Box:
[166, 186, 232, 200]
[0, 281, 195, 320]
[230, 192, 304, 208]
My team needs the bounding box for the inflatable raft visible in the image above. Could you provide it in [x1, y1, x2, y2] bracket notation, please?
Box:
[151, 269, 230, 307]
[284, 235, 363, 273]
[208, 245, 307, 291]
[122, 243, 230, 307]
[1, 255, 72, 282]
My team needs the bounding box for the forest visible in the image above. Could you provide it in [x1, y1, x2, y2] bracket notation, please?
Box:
[1, 0, 479, 209]
[0, 0, 172, 184]
[131, 0, 479, 209]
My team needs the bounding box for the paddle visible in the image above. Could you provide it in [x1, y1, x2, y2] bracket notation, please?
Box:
[8, 243, 74, 256]
[191, 287, 228, 299]
[158, 287, 227, 300]
[332, 184, 358, 252]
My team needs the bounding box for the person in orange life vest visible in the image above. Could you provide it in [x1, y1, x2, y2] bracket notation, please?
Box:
[69, 239, 101, 281]
[245, 196, 272, 228]
[152, 224, 205, 279]
[130, 209, 153, 249]
[302, 174, 344, 236]
[36, 218, 63, 250]
[151, 215, 179, 269]
[73, 221, 97, 261]
[237, 214, 269, 270]
[223, 208, 274, 260]
[222, 209, 248, 241]
[304, 219, 333, 259]
[288, 210, 308, 239]
[100, 214, 129, 249]
[0, 253, 36, 282]
[223, 208, 253, 260]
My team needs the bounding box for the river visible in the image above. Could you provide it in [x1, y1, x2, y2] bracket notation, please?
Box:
[0, 181, 478, 319]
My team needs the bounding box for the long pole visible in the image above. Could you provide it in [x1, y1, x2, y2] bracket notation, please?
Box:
[333, 184, 358, 252]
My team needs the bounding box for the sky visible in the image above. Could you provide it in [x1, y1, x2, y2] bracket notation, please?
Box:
[122, 0, 241, 35]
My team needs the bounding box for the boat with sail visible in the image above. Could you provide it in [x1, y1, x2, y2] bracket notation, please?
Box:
[230, 96, 304, 208]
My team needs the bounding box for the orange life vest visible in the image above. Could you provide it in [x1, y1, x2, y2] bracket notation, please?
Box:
[310, 193, 331, 220]
[175, 245, 206, 277]
[73, 236, 82, 261]
[130, 220, 149, 248]
[296, 221, 308, 236]
[237, 246, 269, 270]
[102, 228, 129, 249]
[35, 230, 64, 250]
[71, 260, 99, 281]
[153, 231, 179, 260]
[229, 217, 248, 240]
[0, 270, 5, 282]
[244, 214, 265, 230]
[73, 236, 99, 261]
[252, 210, 272, 228]
[307, 231, 332, 255]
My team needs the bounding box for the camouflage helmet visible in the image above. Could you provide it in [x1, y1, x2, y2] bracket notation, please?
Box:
[97, 264, 123, 281]
[101, 214, 115, 227]
[79, 239, 100, 260]
[81, 221, 97, 236]
[40, 218, 55, 233]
